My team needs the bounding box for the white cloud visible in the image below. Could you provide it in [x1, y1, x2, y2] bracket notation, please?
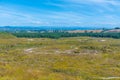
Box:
[1, 0, 120, 27]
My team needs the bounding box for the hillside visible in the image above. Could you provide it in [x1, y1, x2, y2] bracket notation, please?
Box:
[0, 32, 16, 39]
[104, 29, 120, 33]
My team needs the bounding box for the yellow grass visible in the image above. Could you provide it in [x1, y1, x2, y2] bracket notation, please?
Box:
[0, 37, 120, 80]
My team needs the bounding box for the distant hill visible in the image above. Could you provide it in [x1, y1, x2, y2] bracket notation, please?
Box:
[68, 30, 103, 33]
[104, 29, 120, 33]
[0, 26, 102, 32]
[68, 29, 120, 33]
[0, 32, 16, 39]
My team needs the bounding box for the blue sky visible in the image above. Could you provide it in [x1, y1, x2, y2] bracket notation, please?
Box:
[0, 0, 120, 27]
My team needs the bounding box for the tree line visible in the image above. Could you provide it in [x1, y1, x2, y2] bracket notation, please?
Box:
[12, 32, 120, 39]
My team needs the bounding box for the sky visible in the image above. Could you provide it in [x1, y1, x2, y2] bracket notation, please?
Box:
[0, 0, 120, 27]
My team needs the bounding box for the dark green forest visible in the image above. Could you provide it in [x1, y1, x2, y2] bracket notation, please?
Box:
[0, 30, 120, 39]
[11, 32, 120, 39]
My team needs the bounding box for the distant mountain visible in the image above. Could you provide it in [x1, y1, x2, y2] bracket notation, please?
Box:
[0, 26, 103, 32]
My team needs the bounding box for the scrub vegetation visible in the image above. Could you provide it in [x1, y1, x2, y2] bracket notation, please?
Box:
[0, 33, 120, 80]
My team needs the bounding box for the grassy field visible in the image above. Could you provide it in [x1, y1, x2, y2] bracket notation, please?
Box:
[0, 36, 120, 80]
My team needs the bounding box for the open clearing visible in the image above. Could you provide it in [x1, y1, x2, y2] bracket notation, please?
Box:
[0, 37, 120, 80]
